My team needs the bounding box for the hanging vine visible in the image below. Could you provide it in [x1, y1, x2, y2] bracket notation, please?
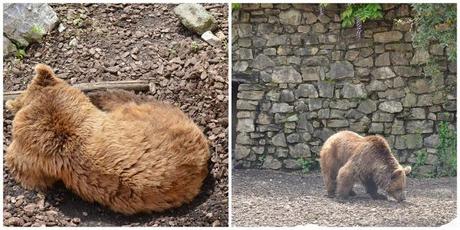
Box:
[340, 4, 383, 39]
[318, 4, 383, 39]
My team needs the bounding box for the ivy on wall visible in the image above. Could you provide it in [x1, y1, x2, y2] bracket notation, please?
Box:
[412, 4, 456, 61]
[411, 4, 456, 77]
[232, 3, 241, 11]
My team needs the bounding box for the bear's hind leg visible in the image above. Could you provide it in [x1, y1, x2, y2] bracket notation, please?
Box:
[364, 178, 387, 200]
[336, 163, 355, 200]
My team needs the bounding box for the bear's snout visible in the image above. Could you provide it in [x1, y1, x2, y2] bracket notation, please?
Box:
[398, 191, 407, 202]
[394, 191, 407, 202]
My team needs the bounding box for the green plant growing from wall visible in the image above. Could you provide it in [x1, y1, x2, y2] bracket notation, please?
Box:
[411, 4, 456, 77]
[232, 3, 241, 11]
[411, 149, 429, 178]
[297, 157, 317, 173]
[434, 121, 456, 177]
[259, 154, 266, 167]
[412, 4, 456, 61]
[340, 4, 383, 39]
[319, 3, 328, 16]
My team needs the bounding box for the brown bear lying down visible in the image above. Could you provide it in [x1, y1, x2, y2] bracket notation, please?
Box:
[5, 64, 210, 214]
[319, 131, 411, 202]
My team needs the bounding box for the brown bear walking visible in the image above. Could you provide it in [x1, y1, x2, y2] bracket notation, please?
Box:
[5, 64, 210, 214]
[319, 130, 411, 202]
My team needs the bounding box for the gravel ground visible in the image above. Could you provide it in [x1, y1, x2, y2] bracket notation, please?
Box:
[232, 169, 456, 227]
[3, 3, 228, 227]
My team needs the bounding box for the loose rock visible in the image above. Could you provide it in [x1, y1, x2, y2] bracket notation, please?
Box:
[174, 3, 217, 35]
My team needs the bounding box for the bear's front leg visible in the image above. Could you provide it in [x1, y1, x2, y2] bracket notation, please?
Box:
[336, 162, 355, 200]
[13, 171, 58, 191]
[6, 145, 58, 191]
[364, 178, 387, 200]
[322, 171, 337, 198]
[5, 99, 21, 114]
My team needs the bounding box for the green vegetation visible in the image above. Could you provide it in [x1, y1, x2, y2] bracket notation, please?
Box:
[73, 18, 84, 27]
[30, 24, 45, 36]
[297, 157, 318, 173]
[26, 24, 46, 43]
[434, 121, 457, 177]
[340, 4, 383, 28]
[15, 48, 26, 60]
[168, 48, 177, 56]
[323, 78, 336, 84]
[412, 4, 456, 77]
[411, 121, 456, 178]
[259, 154, 266, 167]
[190, 41, 199, 53]
[412, 4, 456, 61]
[232, 3, 241, 11]
[411, 149, 431, 178]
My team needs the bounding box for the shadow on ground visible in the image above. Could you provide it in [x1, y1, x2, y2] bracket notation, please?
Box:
[45, 172, 215, 226]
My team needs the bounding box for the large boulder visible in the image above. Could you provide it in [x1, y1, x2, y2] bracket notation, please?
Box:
[3, 3, 59, 48]
[3, 36, 17, 57]
[174, 3, 217, 35]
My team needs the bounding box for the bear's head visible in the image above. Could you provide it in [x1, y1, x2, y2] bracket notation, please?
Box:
[387, 165, 411, 202]
[6, 64, 64, 114]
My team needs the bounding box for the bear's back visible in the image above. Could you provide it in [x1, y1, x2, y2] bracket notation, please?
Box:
[320, 131, 396, 171]
[87, 102, 209, 185]
[320, 131, 363, 158]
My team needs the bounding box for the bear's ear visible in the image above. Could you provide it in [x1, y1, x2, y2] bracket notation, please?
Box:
[404, 166, 412, 175]
[391, 169, 403, 180]
[33, 64, 59, 87]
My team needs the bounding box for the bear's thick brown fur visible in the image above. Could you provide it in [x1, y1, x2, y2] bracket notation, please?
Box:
[5, 64, 210, 214]
[319, 130, 411, 202]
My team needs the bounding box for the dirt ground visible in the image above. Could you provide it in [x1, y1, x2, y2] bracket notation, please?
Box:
[232, 169, 456, 227]
[3, 3, 228, 227]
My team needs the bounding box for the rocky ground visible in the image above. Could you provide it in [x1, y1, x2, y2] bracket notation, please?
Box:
[232, 169, 456, 227]
[3, 3, 228, 226]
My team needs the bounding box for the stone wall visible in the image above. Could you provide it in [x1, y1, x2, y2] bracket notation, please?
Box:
[232, 3, 457, 171]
